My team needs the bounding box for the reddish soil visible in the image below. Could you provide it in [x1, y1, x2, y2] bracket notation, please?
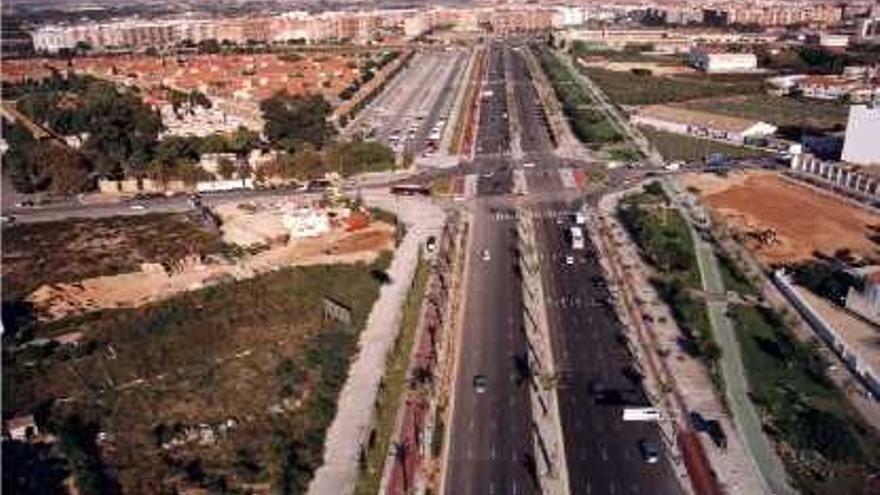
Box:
[688, 171, 880, 264]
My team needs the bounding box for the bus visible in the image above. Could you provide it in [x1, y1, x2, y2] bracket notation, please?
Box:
[570, 226, 585, 250]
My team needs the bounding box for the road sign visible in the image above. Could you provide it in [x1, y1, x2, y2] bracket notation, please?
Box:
[323, 297, 353, 327]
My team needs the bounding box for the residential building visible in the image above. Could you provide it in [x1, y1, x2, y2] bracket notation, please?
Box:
[842, 104, 880, 166]
[632, 105, 777, 144]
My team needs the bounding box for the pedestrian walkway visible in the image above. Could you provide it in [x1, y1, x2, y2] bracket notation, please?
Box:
[307, 192, 446, 495]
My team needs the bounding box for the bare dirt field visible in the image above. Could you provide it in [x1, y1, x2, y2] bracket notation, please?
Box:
[681, 171, 880, 264]
[579, 59, 693, 76]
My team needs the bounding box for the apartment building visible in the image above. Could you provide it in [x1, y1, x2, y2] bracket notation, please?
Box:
[705, 3, 842, 27]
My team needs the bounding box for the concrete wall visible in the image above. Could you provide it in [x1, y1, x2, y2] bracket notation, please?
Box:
[773, 270, 880, 398]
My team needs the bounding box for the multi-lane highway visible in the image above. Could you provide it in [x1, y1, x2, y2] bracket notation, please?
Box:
[445, 38, 687, 495]
[445, 41, 539, 495]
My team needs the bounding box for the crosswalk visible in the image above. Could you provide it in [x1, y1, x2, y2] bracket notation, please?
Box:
[452, 167, 588, 200]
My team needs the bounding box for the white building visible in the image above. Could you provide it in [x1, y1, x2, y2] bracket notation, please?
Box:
[282, 207, 330, 238]
[842, 104, 880, 166]
[689, 47, 757, 73]
[632, 105, 777, 144]
[552, 7, 586, 28]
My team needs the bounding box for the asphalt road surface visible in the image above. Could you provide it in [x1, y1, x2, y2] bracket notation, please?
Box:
[444, 200, 540, 495]
[535, 201, 686, 495]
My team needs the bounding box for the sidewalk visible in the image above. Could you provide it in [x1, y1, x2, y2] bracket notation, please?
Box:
[307, 193, 446, 495]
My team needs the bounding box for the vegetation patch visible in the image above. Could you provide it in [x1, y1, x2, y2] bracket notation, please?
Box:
[2, 259, 390, 495]
[678, 94, 848, 134]
[578, 66, 763, 106]
[640, 127, 771, 162]
[533, 46, 623, 145]
[618, 183, 720, 369]
[1, 213, 227, 303]
[729, 304, 879, 494]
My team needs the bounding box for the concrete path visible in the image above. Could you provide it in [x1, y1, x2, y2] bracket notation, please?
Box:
[307, 192, 446, 495]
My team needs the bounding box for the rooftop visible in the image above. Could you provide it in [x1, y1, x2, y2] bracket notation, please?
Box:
[636, 104, 769, 134]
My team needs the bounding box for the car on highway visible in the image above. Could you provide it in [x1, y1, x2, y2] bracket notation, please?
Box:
[473, 375, 488, 394]
[129, 204, 147, 211]
[638, 439, 660, 464]
[481, 249, 491, 261]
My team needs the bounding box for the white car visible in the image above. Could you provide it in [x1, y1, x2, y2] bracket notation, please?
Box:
[523, 162, 535, 168]
[482, 249, 491, 261]
[565, 255, 575, 265]
[130, 204, 146, 211]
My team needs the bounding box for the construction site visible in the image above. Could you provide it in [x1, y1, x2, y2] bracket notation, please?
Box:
[680, 170, 880, 265]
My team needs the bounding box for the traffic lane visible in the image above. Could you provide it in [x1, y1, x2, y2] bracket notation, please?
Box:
[536, 206, 685, 495]
[509, 49, 552, 154]
[445, 203, 537, 495]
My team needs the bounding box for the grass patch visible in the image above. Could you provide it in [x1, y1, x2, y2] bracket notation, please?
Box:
[355, 255, 430, 495]
[640, 127, 772, 162]
[578, 66, 764, 106]
[729, 304, 880, 494]
[1, 213, 227, 301]
[2, 260, 391, 494]
[533, 46, 623, 145]
[678, 94, 848, 133]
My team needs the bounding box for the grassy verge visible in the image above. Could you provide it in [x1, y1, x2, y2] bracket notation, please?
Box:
[533, 46, 623, 146]
[578, 65, 764, 106]
[618, 183, 720, 371]
[640, 127, 772, 162]
[355, 256, 430, 495]
[2, 259, 391, 494]
[729, 304, 880, 494]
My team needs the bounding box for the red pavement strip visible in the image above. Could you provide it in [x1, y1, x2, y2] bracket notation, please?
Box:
[573, 169, 588, 190]
[679, 429, 724, 495]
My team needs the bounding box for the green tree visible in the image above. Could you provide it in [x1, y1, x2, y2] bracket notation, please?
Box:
[25, 142, 93, 194]
[260, 92, 335, 150]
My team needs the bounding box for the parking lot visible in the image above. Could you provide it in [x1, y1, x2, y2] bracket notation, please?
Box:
[346, 48, 468, 159]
